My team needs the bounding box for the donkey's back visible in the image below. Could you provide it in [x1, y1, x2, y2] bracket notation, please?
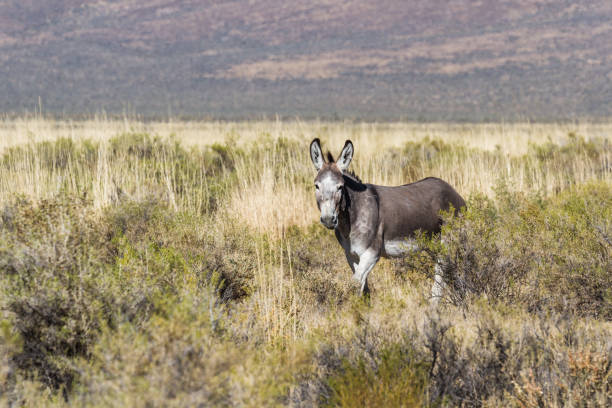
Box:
[374, 177, 466, 239]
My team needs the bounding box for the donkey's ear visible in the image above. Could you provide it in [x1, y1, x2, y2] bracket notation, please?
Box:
[310, 138, 324, 170]
[336, 140, 354, 171]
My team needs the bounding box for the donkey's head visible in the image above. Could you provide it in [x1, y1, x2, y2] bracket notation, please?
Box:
[309, 138, 354, 229]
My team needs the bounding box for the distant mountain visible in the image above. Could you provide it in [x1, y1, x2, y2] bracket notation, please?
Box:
[1, 1, 611, 120]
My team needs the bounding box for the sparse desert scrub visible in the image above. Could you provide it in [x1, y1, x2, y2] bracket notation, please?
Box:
[0, 119, 610, 407]
[420, 181, 612, 318]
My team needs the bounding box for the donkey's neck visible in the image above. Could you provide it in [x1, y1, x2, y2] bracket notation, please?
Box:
[336, 173, 367, 239]
[343, 172, 365, 191]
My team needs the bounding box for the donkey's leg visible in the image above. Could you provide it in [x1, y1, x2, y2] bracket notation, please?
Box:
[343, 250, 358, 275]
[430, 259, 446, 305]
[345, 250, 370, 296]
[430, 234, 449, 306]
[353, 248, 379, 296]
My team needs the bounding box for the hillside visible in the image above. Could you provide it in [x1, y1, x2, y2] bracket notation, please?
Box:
[1, 0, 611, 120]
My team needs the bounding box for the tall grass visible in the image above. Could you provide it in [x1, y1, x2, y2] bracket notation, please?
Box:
[0, 118, 610, 407]
[0, 119, 609, 237]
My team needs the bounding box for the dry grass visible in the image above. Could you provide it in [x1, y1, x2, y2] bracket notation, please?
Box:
[3, 116, 611, 152]
[0, 117, 610, 407]
[0, 117, 609, 237]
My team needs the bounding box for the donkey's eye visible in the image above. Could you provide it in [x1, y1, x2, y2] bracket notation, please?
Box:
[315, 184, 320, 190]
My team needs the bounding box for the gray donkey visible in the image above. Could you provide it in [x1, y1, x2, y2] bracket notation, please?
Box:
[309, 138, 465, 301]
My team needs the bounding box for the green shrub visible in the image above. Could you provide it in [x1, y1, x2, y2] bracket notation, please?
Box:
[326, 343, 430, 408]
[0, 195, 237, 398]
[434, 181, 611, 318]
[0, 197, 116, 394]
[110, 132, 170, 160]
[435, 192, 534, 306]
[285, 224, 354, 306]
[104, 198, 257, 303]
[530, 182, 612, 317]
[424, 312, 611, 407]
[69, 291, 236, 407]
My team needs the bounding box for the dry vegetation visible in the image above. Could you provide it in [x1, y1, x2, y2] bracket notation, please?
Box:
[0, 118, 611, 407]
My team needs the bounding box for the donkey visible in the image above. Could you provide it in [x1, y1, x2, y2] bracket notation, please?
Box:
[309, 138, 466, 302]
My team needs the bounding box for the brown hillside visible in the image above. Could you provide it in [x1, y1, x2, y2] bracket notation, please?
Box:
[1, 1, 611, 119]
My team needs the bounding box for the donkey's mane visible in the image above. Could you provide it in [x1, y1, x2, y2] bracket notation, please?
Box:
[325, 151, 335, 163]
[344, 170, 362, 183]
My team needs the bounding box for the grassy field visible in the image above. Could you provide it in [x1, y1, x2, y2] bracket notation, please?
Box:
[0, 118, 610, 407]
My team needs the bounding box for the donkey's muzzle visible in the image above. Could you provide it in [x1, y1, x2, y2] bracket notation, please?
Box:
[320, 215, 338, 229]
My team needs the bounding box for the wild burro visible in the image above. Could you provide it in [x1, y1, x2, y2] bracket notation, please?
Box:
[309, 139, 466, 302]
